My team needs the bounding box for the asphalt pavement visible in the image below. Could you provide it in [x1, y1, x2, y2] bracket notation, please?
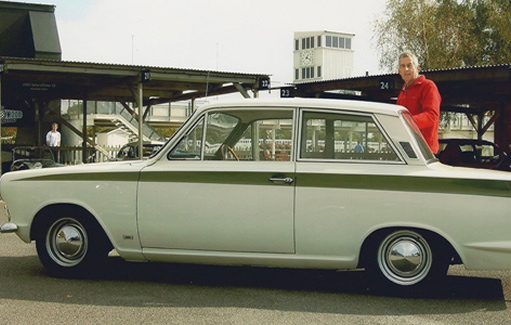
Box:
[0, 201, 510, 325]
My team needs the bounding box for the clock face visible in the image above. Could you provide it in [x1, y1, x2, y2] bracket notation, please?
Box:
[300, 50, 314, 66]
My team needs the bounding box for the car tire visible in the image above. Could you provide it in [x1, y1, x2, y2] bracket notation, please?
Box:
[365, 229, 449, 292]
[35, 207, 111, 279]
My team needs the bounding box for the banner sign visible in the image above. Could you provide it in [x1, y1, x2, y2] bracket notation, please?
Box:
[1, 98, 35, 127]
[22, 82, 57, 92]
[0, 109, 24, 124]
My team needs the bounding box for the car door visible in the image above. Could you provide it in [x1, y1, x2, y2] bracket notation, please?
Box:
[293, 109, 406, 259]
[137, 108, 296, 253]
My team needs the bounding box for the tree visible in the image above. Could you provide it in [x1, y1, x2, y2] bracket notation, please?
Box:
[373, 0, 511, 72]
[478, 0, 511, 64]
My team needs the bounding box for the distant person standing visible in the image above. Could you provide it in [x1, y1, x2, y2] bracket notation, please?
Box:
[46, 122, 61, 147]
[397, 51, 441, 154]
[354, 142, 364, 153]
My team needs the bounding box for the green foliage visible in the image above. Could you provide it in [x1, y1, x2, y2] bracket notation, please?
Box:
[153, 126, 177, 138]
[1, 127, 17, 143]
[374, 0, 511, 71]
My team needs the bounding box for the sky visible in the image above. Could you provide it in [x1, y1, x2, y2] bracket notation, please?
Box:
[29, 0, 388, 88]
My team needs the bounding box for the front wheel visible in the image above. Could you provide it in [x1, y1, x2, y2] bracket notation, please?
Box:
[35, 209, 111, 278]
[365, 230, 449, 291]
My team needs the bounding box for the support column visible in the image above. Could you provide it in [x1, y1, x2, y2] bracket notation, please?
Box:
[0, 75, 2, 174]
[82, 98, 87, 163]
[138, 82, 143, 159]
[495, 103, 511, 153]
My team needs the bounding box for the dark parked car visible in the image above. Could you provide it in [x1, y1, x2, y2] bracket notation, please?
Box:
[10, 146, 64, 171]
[437, 138, 511, 171]
[114, 141, 164, 160]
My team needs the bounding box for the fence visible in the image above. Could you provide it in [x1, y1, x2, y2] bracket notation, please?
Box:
[50, 146, 122, 165]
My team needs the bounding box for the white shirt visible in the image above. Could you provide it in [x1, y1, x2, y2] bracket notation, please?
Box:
[46, 130, 61, 147]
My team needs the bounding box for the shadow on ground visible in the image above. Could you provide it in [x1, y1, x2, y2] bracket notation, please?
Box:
[100, 256, 504, 299]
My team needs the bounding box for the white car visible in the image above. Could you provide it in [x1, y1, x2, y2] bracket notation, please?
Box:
[1, 98, 511, 292]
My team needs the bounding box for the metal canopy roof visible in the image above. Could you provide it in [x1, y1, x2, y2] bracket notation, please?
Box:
[0, 56, 271, 104]
[289, 64, 511, 115]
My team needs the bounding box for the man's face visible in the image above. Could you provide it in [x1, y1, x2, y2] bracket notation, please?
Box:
[399, 57, 419, 86]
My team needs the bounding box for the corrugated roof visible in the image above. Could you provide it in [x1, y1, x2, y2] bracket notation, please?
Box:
[0, 55, 269, 77]
[289, 63, 511, 113]
[0, 56, 271, 103]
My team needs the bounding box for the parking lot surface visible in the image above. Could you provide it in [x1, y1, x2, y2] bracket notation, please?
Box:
[0, 201, 510, 325]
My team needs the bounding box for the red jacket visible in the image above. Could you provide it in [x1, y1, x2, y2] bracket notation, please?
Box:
[397, 75, 441, 154]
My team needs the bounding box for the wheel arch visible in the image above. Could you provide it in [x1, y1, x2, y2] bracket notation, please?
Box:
[30, 203, 113, 251]
[357, 227, 462, 269]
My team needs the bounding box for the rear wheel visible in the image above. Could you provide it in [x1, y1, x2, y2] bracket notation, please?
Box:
[366, 230, 449, 291]
[35, 208, 111, 278]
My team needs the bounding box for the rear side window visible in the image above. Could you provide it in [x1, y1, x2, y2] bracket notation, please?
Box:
[300, 111, 399, 162]
[401, 111, 436, 161]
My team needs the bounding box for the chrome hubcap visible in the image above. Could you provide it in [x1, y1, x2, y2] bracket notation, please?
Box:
[388, 240, 423, 274]
[47, 219, 87, 267]
[378, 231, 432, 285]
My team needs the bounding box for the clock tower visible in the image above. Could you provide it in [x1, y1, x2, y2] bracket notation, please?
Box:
[293, 31, 354, 83]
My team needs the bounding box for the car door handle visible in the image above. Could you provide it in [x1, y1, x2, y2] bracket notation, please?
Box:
[269, 177, 294, 184]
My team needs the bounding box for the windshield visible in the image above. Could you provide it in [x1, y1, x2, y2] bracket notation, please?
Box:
[400, 111, 436, 161]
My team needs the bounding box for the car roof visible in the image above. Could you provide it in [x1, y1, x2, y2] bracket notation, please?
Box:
[195, 98, 406, 117]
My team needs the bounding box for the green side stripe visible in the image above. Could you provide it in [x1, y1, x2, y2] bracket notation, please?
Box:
[140, 171, 273, 186]
[17, 171, 511, 198]
[297, 174, 511, 198]
[17, 172, 139, 182]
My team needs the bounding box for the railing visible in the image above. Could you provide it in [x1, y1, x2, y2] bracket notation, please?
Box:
[63, 100, 167, 142]
[51, 146, 123, 165]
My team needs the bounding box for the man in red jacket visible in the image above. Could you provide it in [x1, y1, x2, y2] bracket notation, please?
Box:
[397, 51, 442, 154]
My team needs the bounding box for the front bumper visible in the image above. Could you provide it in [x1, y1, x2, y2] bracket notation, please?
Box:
[0, 223, 18, 233]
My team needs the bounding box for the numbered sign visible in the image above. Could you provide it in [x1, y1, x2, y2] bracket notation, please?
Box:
[379, 79, 395, 91]
[280, 87, 295, 98]
[258, 77, 270, 90]
[141, 69, 151, 83]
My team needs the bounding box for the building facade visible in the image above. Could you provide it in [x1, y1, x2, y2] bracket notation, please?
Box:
[293, 31, 354, 83]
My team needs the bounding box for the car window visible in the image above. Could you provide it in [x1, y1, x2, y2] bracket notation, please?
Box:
[204, 112, 241, 160]
[300, 111, 399, 161]
[168, 117, 204, 160]
[118, 145, 132, 159]
[478, 144, 498, 160]
[241, 118, 293, 161]
[168, 109, 293, 161]
[459, 144, 474, 153]
[401, 111, 436, 161]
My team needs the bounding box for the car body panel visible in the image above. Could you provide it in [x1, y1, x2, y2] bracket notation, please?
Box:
[138, 161, 295, 253]
[0, 162, 145, 259]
